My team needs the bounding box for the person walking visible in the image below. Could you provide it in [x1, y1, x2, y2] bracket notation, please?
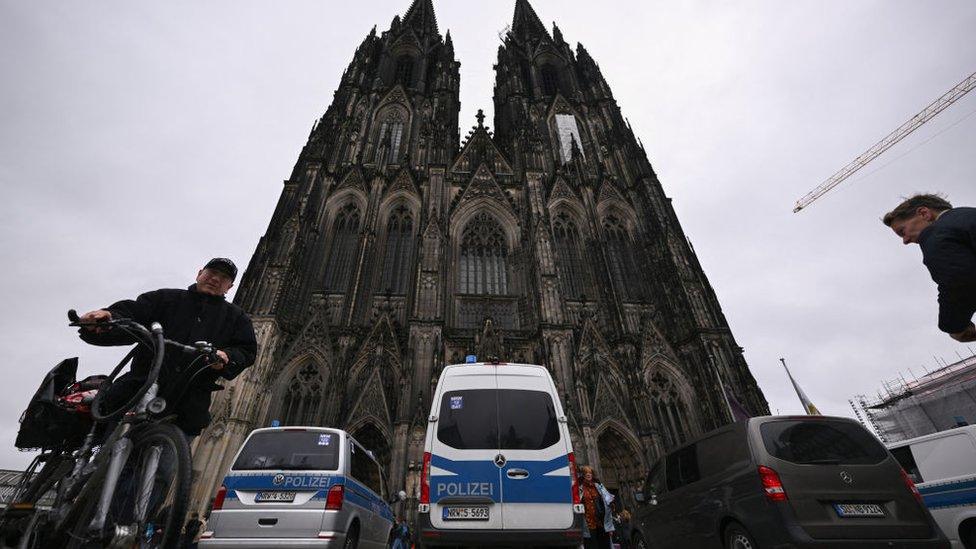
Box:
[883, 194, 976, 342]
[391, 516, 411, 549]
[579, 465, 615, 549]
[616, 509, 633, 549]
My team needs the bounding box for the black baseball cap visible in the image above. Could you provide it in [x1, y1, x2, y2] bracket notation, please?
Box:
[204, 258, 238, 280]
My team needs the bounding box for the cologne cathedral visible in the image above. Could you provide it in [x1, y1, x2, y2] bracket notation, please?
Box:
[189, 0, 768, 515]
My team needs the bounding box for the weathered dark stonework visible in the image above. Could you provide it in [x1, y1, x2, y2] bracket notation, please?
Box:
[190, 0, 768, 516]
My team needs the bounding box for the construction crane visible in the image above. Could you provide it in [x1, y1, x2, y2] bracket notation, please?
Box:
[794, 70, 976, 213]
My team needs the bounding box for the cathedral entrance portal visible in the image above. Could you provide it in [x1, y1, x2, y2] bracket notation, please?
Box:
[596, 424, 645, 511]
[349, 422, 392, 477]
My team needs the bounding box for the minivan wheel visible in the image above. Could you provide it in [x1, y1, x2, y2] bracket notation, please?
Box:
[632, 532, 648, 549]
[343, 523, 359, 549]
[725, 523, 757, 549]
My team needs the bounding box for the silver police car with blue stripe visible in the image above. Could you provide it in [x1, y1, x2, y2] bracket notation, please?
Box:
[201, 427, 402, 548]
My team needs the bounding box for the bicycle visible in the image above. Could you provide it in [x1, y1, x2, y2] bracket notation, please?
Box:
[1, 310, 222, 549]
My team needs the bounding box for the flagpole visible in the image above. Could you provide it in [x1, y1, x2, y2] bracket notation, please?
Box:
[780, 357, 820, 415]
[708, 349, 736, 422]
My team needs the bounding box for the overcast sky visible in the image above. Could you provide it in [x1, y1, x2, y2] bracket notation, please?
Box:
[1, 0, 974, 469]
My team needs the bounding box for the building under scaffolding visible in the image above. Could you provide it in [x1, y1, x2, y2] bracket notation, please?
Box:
[851, 353, 976, 443]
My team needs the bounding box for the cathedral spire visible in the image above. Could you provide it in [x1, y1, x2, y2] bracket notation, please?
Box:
[511, 0, 550, 40]
[402, 0, 439, 36]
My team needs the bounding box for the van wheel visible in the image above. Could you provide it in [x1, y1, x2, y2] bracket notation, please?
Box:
[724, 523, 757, 549]
[343, 523, 359, 549]
[632, 532, 649, 549]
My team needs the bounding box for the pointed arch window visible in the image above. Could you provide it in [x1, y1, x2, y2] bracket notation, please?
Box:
[649, 371, 690, 449]
[381, 205, 415, 294]
[603, 215, 642, 301]
[324, 203, 361, 292]
[374, 110, 405, 165]
[459, 212, 508, 295]
[395, 55, 415, 88]
[281, 363, 325, 426]
[552, 211, 586, 299]
[540, 64, 560, 96]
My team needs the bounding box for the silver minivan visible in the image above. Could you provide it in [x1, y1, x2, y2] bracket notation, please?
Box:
[417, 361, 585, 547]
[200, 427, 402, 549]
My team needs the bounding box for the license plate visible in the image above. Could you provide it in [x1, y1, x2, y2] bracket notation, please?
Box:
[442, 506, 489, 520]
[256, 491, 295, 503]
[834, 503, 885, 517]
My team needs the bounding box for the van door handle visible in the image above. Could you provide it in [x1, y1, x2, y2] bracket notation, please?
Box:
[258, 518, 278, 526]
[506, 468, 530, 479]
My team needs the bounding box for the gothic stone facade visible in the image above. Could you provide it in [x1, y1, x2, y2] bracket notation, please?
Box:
[190, 0, 768, 515]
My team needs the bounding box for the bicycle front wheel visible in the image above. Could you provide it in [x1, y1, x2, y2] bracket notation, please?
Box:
[66, 422, 192, 549]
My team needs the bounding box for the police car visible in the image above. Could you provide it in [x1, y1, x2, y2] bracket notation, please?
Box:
[200, 427, 403, 548]
[417, 360, 585, 547]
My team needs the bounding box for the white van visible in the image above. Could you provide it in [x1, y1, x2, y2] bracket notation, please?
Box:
[888, 425, 976, 548]
[417, 361, 585, 547]
[200, 427, 402, 549]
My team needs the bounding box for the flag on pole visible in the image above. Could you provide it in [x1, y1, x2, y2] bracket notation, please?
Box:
[780, 358, 820, 415]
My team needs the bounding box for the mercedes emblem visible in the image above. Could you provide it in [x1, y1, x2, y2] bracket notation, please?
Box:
[494, 454, 507, 468]
[840, 471, 853, 485]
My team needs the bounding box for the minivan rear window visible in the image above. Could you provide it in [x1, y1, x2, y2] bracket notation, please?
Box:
[760, 420, 887, 465]
[437, 389, 560, 450]
[233, 430, 340, 471]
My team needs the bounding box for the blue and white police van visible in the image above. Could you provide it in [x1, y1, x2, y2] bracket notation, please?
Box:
[888, 425, 976, 548]
[417, 360, 585, 547]
[200, 427, 403, 549]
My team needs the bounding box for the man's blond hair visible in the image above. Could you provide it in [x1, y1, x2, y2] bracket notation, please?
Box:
[882, 193, 952, 226]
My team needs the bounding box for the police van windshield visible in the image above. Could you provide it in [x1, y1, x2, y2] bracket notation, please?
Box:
[438, 389, 560, 450]
[233, 430, 340, 471]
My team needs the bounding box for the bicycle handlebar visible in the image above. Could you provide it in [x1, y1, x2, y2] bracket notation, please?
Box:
[68, 309, 218, 421]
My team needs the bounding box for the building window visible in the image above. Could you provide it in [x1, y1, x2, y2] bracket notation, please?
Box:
[375, 111, 405, 165]
[552, 211, 586, 299]
[395, 55, 415, 88]
[324, 203, 361, 292]
[281, 362, 324, 426]
[540, 64, 559, 96]
[555, 114, 584, 163]
[603, 215, 641, 301]
[458, 212, 508, 295]
[381, 205, 415, 294]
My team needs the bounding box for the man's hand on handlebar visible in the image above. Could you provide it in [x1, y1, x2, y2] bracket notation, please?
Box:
[79, 309, 113, 333]
[210, 350, 230, 371]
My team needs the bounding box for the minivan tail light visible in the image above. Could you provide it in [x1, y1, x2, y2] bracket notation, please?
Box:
[420, 452, 432, 504]
[212, 485, 228, 511]
[758, 465, 787, 502]
[899, 468, 923, 505]
[568, 452, 581, 505]
[325, 484, 344, 510]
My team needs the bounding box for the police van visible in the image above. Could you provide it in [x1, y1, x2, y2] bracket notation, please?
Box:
[200, 427, 404, 548]
[888, 425, 976, 548]
[417, 360, 585, 547]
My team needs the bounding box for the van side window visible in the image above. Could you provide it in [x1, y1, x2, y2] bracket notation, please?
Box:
[644, 462, 666, 496]
[698, 430, 748, 478]
[665, 444, 700, 491]
[890, 446, 923, 483]
[350, 443, 383, 497]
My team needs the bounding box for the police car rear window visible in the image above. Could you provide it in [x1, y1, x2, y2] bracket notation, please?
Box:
[760, 420, 887, 465]
[233, 431, 340, 471]
[437, 389, 560, 450]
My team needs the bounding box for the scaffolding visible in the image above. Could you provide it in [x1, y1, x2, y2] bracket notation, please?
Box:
[852, 352, 976, 443]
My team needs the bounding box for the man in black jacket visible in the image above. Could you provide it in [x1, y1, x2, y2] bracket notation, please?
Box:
[884, 194, 976, 342]
[78, 258, 257, 436]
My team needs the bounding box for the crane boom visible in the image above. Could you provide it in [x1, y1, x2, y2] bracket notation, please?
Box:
[794, 70, 976, 213]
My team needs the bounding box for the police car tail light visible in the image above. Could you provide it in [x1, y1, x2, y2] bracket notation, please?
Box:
[568, 452, 581, 506]
[899, 468, 923, 504]
[212, 485, 228, 511]
[420, 451, 432, 505]
[325, 485, 345, 510]
[758, 465, 787, 502]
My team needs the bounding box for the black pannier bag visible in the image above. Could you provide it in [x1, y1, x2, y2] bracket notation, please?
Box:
[15, 358, 95, 450]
